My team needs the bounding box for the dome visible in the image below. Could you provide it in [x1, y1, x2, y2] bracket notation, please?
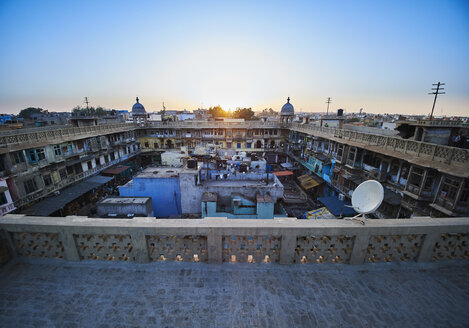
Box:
[132, 97, 146, 114]
[281, 97, 294, 116]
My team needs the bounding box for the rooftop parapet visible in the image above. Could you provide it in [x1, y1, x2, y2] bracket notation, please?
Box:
[1, 215, 468, 265]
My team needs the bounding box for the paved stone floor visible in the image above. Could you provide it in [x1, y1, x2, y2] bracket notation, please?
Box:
[0, 258, 468, 328]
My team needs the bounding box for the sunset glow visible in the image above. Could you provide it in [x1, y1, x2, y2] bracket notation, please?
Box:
[0, 0, 468, 115]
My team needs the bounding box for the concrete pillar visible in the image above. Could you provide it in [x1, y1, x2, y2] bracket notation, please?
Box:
[130, 231, 149, 263]
[279, 230, 297, 264]
[59, 231, 80, 261]
[418, 169, 428, 196]
[207, 227, 222, 264]
[350, 233, 369, 265]
[417, 232, 439, 262]
[0, 228, 17, 259]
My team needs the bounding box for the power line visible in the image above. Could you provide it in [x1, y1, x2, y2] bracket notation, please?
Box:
[325, 97, 332, 115]
[428, 82, 445, 120]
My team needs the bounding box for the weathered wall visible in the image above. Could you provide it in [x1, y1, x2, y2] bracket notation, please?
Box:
[119, 178, 182, 217]
[179, 171, 202, 214]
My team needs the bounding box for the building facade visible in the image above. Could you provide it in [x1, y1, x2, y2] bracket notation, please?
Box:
[0, 108, 467, 218]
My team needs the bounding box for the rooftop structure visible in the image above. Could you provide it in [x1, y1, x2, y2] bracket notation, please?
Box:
[97, 196, 153, 217]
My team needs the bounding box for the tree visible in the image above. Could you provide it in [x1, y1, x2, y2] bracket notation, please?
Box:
[208, 105, 230, 118]
[72, 106, 109, 117]
[18, 107, 43, 119]
[232, 107, 255, 120]
[259, 108, 278, 117]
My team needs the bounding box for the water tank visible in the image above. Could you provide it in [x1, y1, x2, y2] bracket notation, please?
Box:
[239, 163, 248, 173]
[187, 159, 197, 169]
[337, 109, 344, 116]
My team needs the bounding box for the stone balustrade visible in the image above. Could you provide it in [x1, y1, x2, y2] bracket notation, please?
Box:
[144, 121, 285, 129]
[0, 123, 137, 154]
[1, 215, 468, 265]
[289, 123, 469, 173]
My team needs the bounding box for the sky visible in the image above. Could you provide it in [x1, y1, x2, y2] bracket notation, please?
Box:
[0, 0, 468, 116]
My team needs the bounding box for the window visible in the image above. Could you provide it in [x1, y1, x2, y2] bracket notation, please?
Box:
[0, 192, 7, 205]
[144, 142, 149, 148]
[43, 174, 53, 186]
[24, 178, 38, 194]
[59, 168, 67, 180]
[237, 143, 241, 149]
[408, 167, 424, 187]
[423, 171, 436, 191]
[337, 145, 345, 160]
[66, 166, 74, 175]
[54, 145, 62, 156]
[76, 140, 84, 150]
[247, 143, 251, 149]
[12, 151, 25, 164]
[26, 149, 38, 163]
[347, 147, 357, 163]
[441, 178, 460, 200]
[36, 148, 46, 161]
[459, 183, 469, 204]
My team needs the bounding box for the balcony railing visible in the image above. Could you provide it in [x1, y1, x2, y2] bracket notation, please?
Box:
[289, 123, 469, 170]
[1, 216, 468, 265]
[0, 123, 137, 154]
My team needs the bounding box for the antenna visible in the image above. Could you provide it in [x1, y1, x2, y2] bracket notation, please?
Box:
[345, 180, 384, 225]
[428, 82, 445, 120]
[325, 97, 332, 115]
[84, 97, 89, 109]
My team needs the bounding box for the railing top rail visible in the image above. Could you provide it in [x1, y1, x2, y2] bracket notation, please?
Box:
[0, 122, 135, 137]
[1, 215, 469, 232]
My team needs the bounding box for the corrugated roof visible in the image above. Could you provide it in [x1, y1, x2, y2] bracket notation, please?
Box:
[273, 170, 293, 177]
[297, 174, 311, 183]
[318, 196, 357, 216]
[22, 175, 114, 216]
[102, 166, 131, 175]
[298, 175, 321, 190]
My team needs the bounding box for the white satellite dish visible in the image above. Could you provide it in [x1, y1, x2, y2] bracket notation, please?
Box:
[346, 180, 384, 224]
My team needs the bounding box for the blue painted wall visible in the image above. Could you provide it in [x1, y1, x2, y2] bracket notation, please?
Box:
[119, 177, 181, 217]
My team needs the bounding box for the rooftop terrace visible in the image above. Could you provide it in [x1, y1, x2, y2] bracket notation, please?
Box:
[1, 214, 469, 326]
[0, 258, 468, 327]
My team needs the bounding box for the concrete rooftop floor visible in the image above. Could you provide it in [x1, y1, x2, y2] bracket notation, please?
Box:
[0, 259, 468, 328]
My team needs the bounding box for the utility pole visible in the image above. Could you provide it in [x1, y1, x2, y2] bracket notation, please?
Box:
[84, 97, 89, 109]
[326, 97, 332, 116]
[429, 82, 445, 120]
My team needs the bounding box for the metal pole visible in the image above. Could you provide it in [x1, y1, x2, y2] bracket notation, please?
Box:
[326, 97, 332, 116]
[429, 82, 445, 120]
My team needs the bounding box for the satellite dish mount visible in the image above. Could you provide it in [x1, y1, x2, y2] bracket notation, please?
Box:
[345, 180, 384, 225]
